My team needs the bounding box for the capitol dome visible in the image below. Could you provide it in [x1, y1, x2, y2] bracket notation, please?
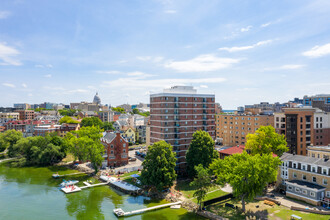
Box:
[93, 92, 101, 105]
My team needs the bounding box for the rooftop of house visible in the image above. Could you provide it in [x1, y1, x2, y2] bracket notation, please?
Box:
[218, 145, 245, 155]
[281, 153, 330, 167]
[287, 179, 325, 190]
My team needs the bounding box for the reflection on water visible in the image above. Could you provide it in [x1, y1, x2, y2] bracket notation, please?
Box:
[0, 162, 205, 220]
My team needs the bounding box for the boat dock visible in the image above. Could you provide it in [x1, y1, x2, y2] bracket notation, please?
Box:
[113, 201, 182, 217]
[100, 175, 142, 194]
[61, 182, 109, 194]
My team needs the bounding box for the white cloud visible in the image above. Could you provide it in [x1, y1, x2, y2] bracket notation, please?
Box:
[102, 77, 226, 89]
[35, 64, 53, 68]
[127, 71, 154, 78]
[200, 85, 208, 88]
[0, 11, 11, 19]
[164, 10, 177, 14]
[280, 64, 304, 70]
[96, 70, 120, 74]
[136, 56, 164, 63]
[303, 43, 330, 58]
[260, 22, 271, 28]
[0, 43, 22, 66]
[240, 25, 252, 32]
[3, 83, 15, 88]
[22, 83, 27, 88]
[97, 70, 121, 74]
[42, 86, 65, 91]
[219, 40, 273, 52]
[44, 74, 52, 78]
[164, 54, 239, 72]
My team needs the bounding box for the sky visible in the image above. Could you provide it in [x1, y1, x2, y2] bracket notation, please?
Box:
[0, 0, 330, 109]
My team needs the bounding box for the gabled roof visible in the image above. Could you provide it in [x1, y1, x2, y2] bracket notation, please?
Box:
[101, 132, 116, 144]
[218, 145, 245, 155]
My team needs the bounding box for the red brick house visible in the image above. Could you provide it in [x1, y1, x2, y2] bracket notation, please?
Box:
[100, 132, 128, 167]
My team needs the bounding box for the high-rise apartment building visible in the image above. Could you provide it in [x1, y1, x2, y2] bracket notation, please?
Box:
[303, 94, 330, 112]
[215, 114, 274, 146]
[275, 108, 330, 156]
[150, 86, 215, 175]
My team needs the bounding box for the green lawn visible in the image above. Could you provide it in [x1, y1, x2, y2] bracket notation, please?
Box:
[206, 199, 330, 220]
[192, 189, 228, 203]
[175, 180, 222, 199]
[119, 170, 140, 179]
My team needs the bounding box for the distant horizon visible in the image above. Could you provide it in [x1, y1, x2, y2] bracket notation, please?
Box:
[1, 1, 330, 108]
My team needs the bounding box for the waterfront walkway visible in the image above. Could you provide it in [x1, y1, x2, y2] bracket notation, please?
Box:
[0, 157, 18, 163]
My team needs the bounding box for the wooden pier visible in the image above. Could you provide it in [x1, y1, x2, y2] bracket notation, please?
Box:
[113, 201, 182, 217]
[61, 182, 109, 194]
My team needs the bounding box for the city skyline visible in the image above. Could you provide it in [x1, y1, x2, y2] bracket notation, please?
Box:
[1, 0, 330, 108]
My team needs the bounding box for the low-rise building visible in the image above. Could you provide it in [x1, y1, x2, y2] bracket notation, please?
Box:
[123, 127, 136, 143]
[218, 145, 245, 159]
[0, 112, 20, 120]
[100, 132, 129, 168]
[57, 123, 80, 137]
[279, 153, 330, 206]
[307, 145, 330, 159]
[34, 124, 61, 136]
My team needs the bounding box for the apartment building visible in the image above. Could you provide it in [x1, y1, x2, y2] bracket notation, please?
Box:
[57, 123, 80, 137]
[303, 94, 330, 112]
[150, 86, 215, 175]
[279, 153, 330, 206]
[14, 110, 35, 120]
[215, 114, 274, 146]
[13, 103, 30, 110]
[0, 112, 20, 120]
[98, 110, 114, 122]
[33, 124, 61, 136]
[307, 145, 330, 159]
[100, 132, 128, 167]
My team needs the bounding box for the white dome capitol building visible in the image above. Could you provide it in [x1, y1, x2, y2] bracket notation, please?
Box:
[93, 92, 101, 105]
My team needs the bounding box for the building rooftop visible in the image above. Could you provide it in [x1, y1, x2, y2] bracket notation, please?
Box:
[287, 180, 325, 190]
[281, 153, 330, 167]
[218, 145, 245, 155]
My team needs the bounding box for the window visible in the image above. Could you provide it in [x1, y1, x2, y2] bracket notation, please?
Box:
[302, 174, 306, 180]
[312, 166, 316, 172]
[295, 187, 301, 193]
[111, 145, 114, 148]
[310, 192, 315, 197]
[323, 168, 327, 175]
[288, 186, 293, 190]
[312, 177, 316, 183]
[326, 191, 330, 197]
[293, 172, 297, 178]
[110, 150, 114, 154]
[302, 165, 306, 170]
[302, 190, 307, 195]
[123, 144, 126, 148]
[324, 179, 328, 185]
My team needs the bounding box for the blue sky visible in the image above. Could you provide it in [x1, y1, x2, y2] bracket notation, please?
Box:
[0, 0, 330, 109]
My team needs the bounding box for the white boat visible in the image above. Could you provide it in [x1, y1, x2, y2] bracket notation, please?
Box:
[59, 180, 79, 188]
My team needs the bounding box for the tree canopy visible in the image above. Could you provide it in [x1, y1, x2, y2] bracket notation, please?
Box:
[1, 130, 23, 153]
[190, 164, 214, 209]
[101, 122, 114, 131]
[140, 141, 177, 191]
[111, 107, 126, 114]
[65, 126, 104, 173]
[186, 130, 219, 177]
[59, 116, 79, 124]
[58, 109, 76, 116]
[210, 152, 281, 212]
[80, 116, 103, 127]
[7, 135, 67, 166]
[245, 125, 288, 157]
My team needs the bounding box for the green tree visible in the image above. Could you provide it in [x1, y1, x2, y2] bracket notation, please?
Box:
[2, 130, 23, 155]
[111, 107, 126, 114]
[186, 130, 219, 177]
[245, 125, 288, 157]
[58, 109, 76, 116]
[101, 122, 114, 131]
[132, 108, 140, 114]
[210, 152, 281, 212]
[59, 116, 79, 124]
[190, 164, 213, 209]
[140, 141, 177, 191]
[66, 126, 104, 173]
[81, 117, 103, 127]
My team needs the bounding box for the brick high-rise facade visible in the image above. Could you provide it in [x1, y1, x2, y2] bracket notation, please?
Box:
[215, 114, 274, 146]
[150, 86, 215, 175]
[101, 132, 128, 167]
[14, 110, 35, 120]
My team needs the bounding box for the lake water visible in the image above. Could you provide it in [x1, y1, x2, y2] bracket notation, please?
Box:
[0, 163, 205, 220]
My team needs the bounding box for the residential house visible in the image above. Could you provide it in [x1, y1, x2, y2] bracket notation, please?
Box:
[136, 125, 146, 143]
[57, 123, 80, 137]
[123, 127, 136, 143]
[100, 132, 128, 167]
